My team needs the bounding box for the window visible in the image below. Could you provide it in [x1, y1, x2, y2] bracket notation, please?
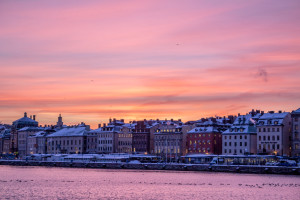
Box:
[240, 135, 242, 139]
[244, 135, 247, 139]
[225, 142, 227, 146]
[268, 136, 270, 141]
[240, 142, 242, 146]
[277, 135, 280, 140]
[272, 136, 275, 141]
[245, 142, 247, 146]
[259, 136, 261, 141]
[240, 149, 242, 154]
[263, 136, 266, 140]
[259, 144, 261, 150]
[224, 149, 227, 153]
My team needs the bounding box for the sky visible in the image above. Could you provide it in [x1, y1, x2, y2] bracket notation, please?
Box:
[0, 0, 300, 128]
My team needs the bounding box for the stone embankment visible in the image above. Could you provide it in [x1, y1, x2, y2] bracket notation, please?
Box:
[0, 160, 299, 175]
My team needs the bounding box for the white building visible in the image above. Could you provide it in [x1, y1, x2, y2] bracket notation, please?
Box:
[291, 108, 300, 156]
[257, 111, 291, 156]
[18, 127, 44, 158]
[47, 126, 89, 154]
[222, 111, 262, 155]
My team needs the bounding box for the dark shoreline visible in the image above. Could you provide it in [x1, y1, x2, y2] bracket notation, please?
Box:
[1, 160, 299, 175]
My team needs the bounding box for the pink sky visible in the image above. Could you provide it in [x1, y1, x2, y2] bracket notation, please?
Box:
[0, 0, 300, 128]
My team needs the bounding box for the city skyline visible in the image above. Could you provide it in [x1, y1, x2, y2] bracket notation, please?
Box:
[1, 0, 300, 128]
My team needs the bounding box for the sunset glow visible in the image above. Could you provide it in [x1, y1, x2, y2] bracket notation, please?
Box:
[1, 0, 300, 128]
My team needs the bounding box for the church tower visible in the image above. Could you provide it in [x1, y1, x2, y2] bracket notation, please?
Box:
[57, 114, 63, 128]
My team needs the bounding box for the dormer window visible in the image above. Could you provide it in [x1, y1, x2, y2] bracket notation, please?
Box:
[274, 121, 278, 125]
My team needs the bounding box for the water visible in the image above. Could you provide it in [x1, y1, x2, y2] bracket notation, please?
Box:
[0, 166, 299, 200]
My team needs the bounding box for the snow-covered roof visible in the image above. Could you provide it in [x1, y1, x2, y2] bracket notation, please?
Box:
[257, 112, 289, 126]
[222, 125, 256, 135]
[47, 127, 87, 137]
[13, 116, 38, 124]
[18, 127, 44, 132]
[292, 108, 300, 114]
[188, 126, 220, 134]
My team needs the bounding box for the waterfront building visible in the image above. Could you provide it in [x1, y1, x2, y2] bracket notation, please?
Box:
[291, 108, 300, 156]
[187, 127, 223, 155]
[0, 126, 11, 154]
[47, 125, 89, 154]
[27, 128, 56, 155]
[97, 119, 124, 154]
[132, 120, 159, 154]
[222, 110, 262, 155]
[257, 111, 292, 156]
[115, 123, 134, 153]
[154, 123, 193, 161]
[86, 128, 100, 154]
[187, 117, 232, 155]
[10, 112, 39, 154]
[18, 127, 44, 158]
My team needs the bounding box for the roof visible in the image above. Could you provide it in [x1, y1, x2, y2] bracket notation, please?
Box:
[222, 125, 256, 135]
[291, 108, 300, 114]
[188, 127, 219, 134]
[18, 127, 44, 132]
[47, 127, 87, 137]
[13, 116, 38, 124]
[259, 112, 289, 120]
[257, 112, 289, 126]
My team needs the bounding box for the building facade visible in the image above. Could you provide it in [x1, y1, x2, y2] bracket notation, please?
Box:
[187, 127, 223, 155]
[257, 111, 291, 156]
[18, 127, 44, 158]
[291, 108, 300, 156]
[47, 126, 89, 154]
[222, 111, 261, 155]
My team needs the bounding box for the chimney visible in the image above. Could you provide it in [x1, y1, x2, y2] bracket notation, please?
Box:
[103, 123, 106, 127]
[30, 115, 32, 119]
[24, 112, 27, 117]
[109, 118, 112, 123]
[278, 110, 282, 113]
[121, 119, 124, 123]
[268, 111, 274, 114]
[261, 111, 264, 115]
[171, 118, 173, 122]
[113, 118, 116, 122]
[238, 113, 240, 116]
[33, 115, 36, 121]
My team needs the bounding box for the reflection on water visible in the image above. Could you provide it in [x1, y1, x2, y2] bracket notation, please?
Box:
[0, 166, 299, 199]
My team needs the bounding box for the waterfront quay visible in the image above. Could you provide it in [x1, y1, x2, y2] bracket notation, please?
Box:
[1, 159, 299, 175]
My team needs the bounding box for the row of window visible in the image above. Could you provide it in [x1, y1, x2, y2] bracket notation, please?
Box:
[98, 147, 113, 152]
[49, 139, 82, 146]
[258, 135, 280, 141]
[224, 135, 247, 140]
[224, 142, 247, 147]
[224, 149, 244, 154]
[99, 140, 112, 144]
[258, 127, 280, 132]
[258, 144, 280, 150]
[118, 141, 132, 146]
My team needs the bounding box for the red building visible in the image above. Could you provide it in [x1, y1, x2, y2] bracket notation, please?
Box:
[186, 127, 223, 155]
